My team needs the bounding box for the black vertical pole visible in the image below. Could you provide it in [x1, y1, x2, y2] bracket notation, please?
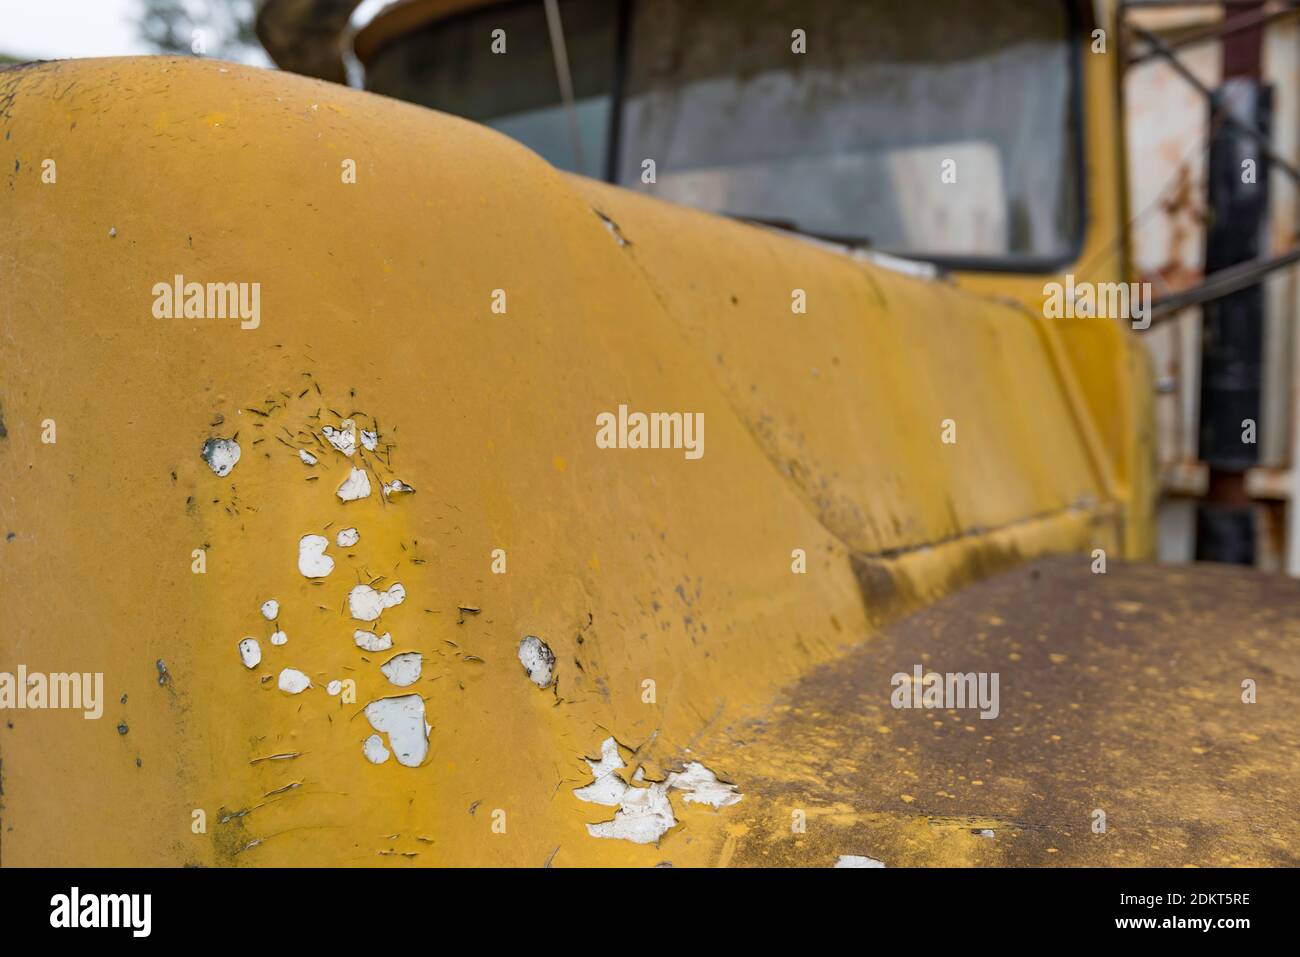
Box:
[1196, 77, 1272, 563]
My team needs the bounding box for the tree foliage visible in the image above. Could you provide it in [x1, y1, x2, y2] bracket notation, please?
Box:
[137, 0, 261, 62]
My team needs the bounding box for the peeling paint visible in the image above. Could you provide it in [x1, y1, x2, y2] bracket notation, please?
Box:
[517, 635, 555, 688]
[348, 582, 405, 622]
[573, 737, 628, 806]
[326, 680, 342, 696]
[0, 55, 1155, 869]
[380, 652, 422, 688]
[587, 781, 677, 845]
[594, 208, 629, 246]
[297, 449, 317, 465]
[835, 855, 886, 868]
[360, 429, 378, 451]
[363, 694, 428, 768]
[278, 668, 311, 694]
[249, 752, 302, 764]
[382, 479, 414, 498]
[322, 419, 357, 456]
[270, 630, 288, 646]
[260, 599, 279, 621]
[200, 437, 240, 476]
[665, 762, 742, 809]
[336, 467, 371, 502]
[238, 637, 261, 669]
[298, 534, 335, 578]
[362, 733, 390, 764]
[573, 737, 741, 845]
[335, 526, 359, 548]
[574, 773, 630, 807]
[585, 737, 624, 777]
[354, 629, 393, 652]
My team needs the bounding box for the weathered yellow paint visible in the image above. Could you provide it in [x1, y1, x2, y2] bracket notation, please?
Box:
[955, 2, 1157, 559]
[0, 37, 1147, 866]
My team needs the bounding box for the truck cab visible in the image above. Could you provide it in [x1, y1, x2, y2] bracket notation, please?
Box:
[9, 2, 1289, 870]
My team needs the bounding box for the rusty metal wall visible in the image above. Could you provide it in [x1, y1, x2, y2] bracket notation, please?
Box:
[1126, 3, 1300, 572]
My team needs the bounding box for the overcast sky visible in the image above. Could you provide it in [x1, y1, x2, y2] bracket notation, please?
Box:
[4, 0, 154, 60]
[2, 0, 390, 63]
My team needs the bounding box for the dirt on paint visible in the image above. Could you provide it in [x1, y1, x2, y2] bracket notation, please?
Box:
[699, 554, 1300, 867]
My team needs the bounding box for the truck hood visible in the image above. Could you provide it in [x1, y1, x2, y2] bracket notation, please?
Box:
[0, 57, 1115, 866]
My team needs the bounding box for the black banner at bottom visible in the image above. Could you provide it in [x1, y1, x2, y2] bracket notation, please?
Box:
[0, 866, 1285, 942]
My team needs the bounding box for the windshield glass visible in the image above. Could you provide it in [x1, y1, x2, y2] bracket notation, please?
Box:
[364, 0, 617, 176]
[616, 0, 1080, 261]
[364, 0, 1081, 265]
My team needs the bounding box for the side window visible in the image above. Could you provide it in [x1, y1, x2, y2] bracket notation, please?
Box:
[614, 0, 1081, 262]
[362, 0, 1081, 267]
[364, 0, 618, 176]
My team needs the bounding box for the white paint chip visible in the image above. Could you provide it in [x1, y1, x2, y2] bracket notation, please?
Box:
[238, 638, 261, 669]
[573, 738, 629, 807]
[362, 733, 390, 764]
[348, 582, 405, 622]
[298, 534, 335, 578]
[573, 737, 741, 845]
[201, 437, 241, 476]
[327, 679, 342, 696]
[354, 629, 394, 652]
[517, 635, 556, 688]
[574, 773, 630, 807]
[270, 630, 288, 646]
[586, 782, 677, 845]
[260, 599, 279, 621]
[364, 695, 428, 768]
[665, 762, 742, 809]
[835, 855, 886, 868]
[336, 527, 359, 548]
[336, 467, 372, 502]
[382, 479, 415, 498]
[381, 652, 423, 688]
[298, 449, 318, 466]
[585, 737, 624, 778]
[360, 429, 378, 451]
[278, 668, 311, 694]
[322, 419, 358, 457]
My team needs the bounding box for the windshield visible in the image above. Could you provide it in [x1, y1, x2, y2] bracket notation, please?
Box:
[364, 0, 1082, 266]
[364, 0, 617, 175]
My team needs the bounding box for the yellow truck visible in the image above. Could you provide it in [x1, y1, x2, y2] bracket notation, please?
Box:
[1, 0, 1296, 868]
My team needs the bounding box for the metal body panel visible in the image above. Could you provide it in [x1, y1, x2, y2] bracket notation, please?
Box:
[1, 56, 1135, 866]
